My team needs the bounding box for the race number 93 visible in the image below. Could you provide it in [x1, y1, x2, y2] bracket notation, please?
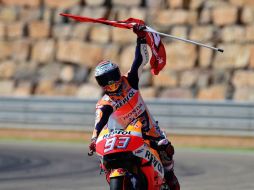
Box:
[104, 137, 130, 153]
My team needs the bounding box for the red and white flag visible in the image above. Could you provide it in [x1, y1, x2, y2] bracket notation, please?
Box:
[145, 27, 166, 75]
[60, 14, 166, 75]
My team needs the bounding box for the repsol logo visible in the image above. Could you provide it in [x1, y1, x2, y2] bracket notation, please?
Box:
[103, 130, 131, 139]
[122, 103, 143, 121]
[115, 90, 135, 110]
[145, 150, 163, 174]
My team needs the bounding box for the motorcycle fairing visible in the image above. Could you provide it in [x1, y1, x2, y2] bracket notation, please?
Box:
[96, 128, 144, 156]
[96, 123, 144, 156]
[133, 144, 164, 178]
[95, 120, 165, 190]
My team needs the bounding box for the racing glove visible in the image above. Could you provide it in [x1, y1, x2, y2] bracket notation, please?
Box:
[133, 24, 146, 38]
[89, 137, 97, 153]
[157, 139, 175, 158]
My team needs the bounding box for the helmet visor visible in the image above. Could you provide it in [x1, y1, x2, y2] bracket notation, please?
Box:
[95, 68, 121, 87]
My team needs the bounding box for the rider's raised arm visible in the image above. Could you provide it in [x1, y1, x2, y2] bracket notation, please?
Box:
[127, 37, 149, 89]
[91, 105, 113, 139]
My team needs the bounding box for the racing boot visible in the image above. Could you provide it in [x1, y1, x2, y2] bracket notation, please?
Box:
[157, 139, 180, 190]
[164, 170, 180, 190]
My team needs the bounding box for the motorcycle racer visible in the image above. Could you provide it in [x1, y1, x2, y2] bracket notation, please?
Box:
[89, 24, 180, 190]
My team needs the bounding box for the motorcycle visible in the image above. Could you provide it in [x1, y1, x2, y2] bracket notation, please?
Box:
[88, 119, 169, 190]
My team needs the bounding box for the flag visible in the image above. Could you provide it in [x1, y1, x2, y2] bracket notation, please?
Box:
[145, 31, 166, 75]
[60, 14, 166, 75]
[60, 13, 144, 29]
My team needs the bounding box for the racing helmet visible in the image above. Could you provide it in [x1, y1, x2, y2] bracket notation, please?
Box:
[95, 61, 121, 92]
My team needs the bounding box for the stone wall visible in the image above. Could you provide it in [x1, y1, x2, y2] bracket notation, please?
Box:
[0, 0, 254, 101]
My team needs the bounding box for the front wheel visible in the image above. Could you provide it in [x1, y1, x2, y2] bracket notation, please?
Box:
[110, 175, 147, 190]
[110, 176, 125, 190]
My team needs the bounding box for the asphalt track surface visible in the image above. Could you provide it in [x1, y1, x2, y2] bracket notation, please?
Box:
[0, 141, 254, 190]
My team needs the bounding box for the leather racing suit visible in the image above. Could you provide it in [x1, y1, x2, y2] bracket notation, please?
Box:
[92, 37, 164, 140]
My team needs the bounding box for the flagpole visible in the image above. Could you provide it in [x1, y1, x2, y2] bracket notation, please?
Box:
[144, 26, 224, 53]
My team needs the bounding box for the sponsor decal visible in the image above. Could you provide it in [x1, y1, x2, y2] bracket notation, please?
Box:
[144, 150, 163, 176]
[103, 129, 131, 139]
[115, 90, 135, 110]
[133, 145, 164, 178]
[122, 102, 143, 121]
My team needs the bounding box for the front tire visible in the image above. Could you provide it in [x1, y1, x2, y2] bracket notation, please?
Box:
[110, 176, 125, 190]
[110, 174, 147, 190]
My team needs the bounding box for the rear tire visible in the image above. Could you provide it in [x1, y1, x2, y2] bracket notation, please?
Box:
[110, 176, 125, 190]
